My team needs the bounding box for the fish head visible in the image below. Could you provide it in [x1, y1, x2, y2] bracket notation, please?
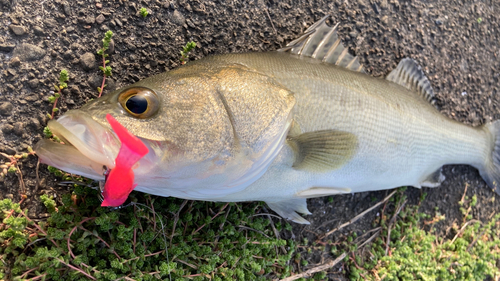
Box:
[35, 61, 296, 200]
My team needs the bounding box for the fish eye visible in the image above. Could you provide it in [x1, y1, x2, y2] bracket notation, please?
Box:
[118, 87, 159, 119]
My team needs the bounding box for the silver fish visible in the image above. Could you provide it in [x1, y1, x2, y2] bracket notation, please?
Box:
[35, 16, 500, 224]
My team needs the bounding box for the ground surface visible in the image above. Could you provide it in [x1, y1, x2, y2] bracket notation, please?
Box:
[0, 0, 499, 279]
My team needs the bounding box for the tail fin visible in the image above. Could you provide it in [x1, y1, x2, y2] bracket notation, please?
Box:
[480, 120, 500, 194]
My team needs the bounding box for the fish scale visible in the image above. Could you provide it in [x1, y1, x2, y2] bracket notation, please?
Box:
[205, 52, 491, 196]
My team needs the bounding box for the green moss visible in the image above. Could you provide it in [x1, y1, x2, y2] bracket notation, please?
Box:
[3, 183, 296, 280]
[346, 189, 500, 281]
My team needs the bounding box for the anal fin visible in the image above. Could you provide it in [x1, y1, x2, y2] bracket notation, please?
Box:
[266, 199, 311, 224]
[297, 187, 351, 198]
[289, 130, 358, 173]
[420, 168, 446, 188]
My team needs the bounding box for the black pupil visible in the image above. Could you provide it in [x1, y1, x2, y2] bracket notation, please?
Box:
[125, 95, 148, 114]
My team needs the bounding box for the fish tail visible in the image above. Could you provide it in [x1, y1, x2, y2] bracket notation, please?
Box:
[479, 120, 500, 194]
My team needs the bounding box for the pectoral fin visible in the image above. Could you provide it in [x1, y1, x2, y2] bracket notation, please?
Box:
[266, 199, 311, 224]
[289, 130, 358, 172]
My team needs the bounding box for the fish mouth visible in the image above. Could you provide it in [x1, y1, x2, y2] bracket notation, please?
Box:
[35, 110, 120, 180]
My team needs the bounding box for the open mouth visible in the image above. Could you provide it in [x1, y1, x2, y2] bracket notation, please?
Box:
[35, 110, 120, 180]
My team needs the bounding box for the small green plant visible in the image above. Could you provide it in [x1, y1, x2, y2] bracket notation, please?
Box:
[5, 178, 297, 280]
[346, 189, 500, 280]
[96, 30, 113, 97]
[0, 149, 34, 181]
[42, 126, 62, 143]
[47, 69, 69, 119]
[477, 17, 483, 24]
[139, 7, 148, 18]
[180, 41, 197, 64]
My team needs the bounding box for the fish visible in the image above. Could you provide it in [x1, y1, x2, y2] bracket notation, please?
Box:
[101, 114, 149, 207]
[35, 16, 500, 224]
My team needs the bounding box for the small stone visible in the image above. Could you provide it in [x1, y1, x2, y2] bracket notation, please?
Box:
[106, 78, 116, 91]
[13, 43, 46, 61]
[13, 122, 23, 136]
[186, 19, 196, 28]
[85, 16, 95, 25]
[4, 146, 16, 155]
[0, 44, 16, 52]
[66, 26, 75, 33]
[69, 42, 83, 50]
[88, 73, 102, 89]
[9, 24, 26, 36]
[381, 15, 389, 25]
[96, 2, 102, 8]
[9, 57, 21, 67]
[115, 18, 122, 27]
[108, 39, 115, 53]
[33, 26, 45, 36]
[0, 102, 13, 116]
[5, 194, 14, 200]
[69, 85, 80, 95]
[7, 68, 17, 76]
[28, 78, 39, 88]
[29, 118, 41, 130]
[80, 52, 96, 71]
[171, 10, 185, 25]
[44, 18, 58, 28]
[25, 95, 39, 102]
[61, 37, 71, 46]
[62, 1, 72, 16]
[1, 124, 14, 134]
[63, 49, 73, 60]
[96, 14, 105, 24]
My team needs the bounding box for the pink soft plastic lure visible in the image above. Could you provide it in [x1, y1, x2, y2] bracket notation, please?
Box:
[101, 114, 149, 207]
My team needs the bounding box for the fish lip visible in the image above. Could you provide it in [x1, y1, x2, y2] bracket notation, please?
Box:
[36, 110, 120, 178]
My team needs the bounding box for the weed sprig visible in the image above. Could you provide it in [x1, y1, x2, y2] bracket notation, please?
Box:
[180, 41, 196, 64]
[140, 7, 148, 18]
[96, 31, 113, 98]
[47, 70, 69, 119]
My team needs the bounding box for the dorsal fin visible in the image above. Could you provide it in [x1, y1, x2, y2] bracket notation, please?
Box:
[278, 15, 365, 73]
[386, 58, 435, 104]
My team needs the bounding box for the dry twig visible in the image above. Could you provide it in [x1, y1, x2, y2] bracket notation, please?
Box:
[279, 252, 347, 281]
[319, 190, 398, 240]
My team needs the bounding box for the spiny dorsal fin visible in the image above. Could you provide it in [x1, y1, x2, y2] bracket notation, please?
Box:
[386, 58, 435, 104]
[278, 15, 365, 73]
[289, 130, 358, 173]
